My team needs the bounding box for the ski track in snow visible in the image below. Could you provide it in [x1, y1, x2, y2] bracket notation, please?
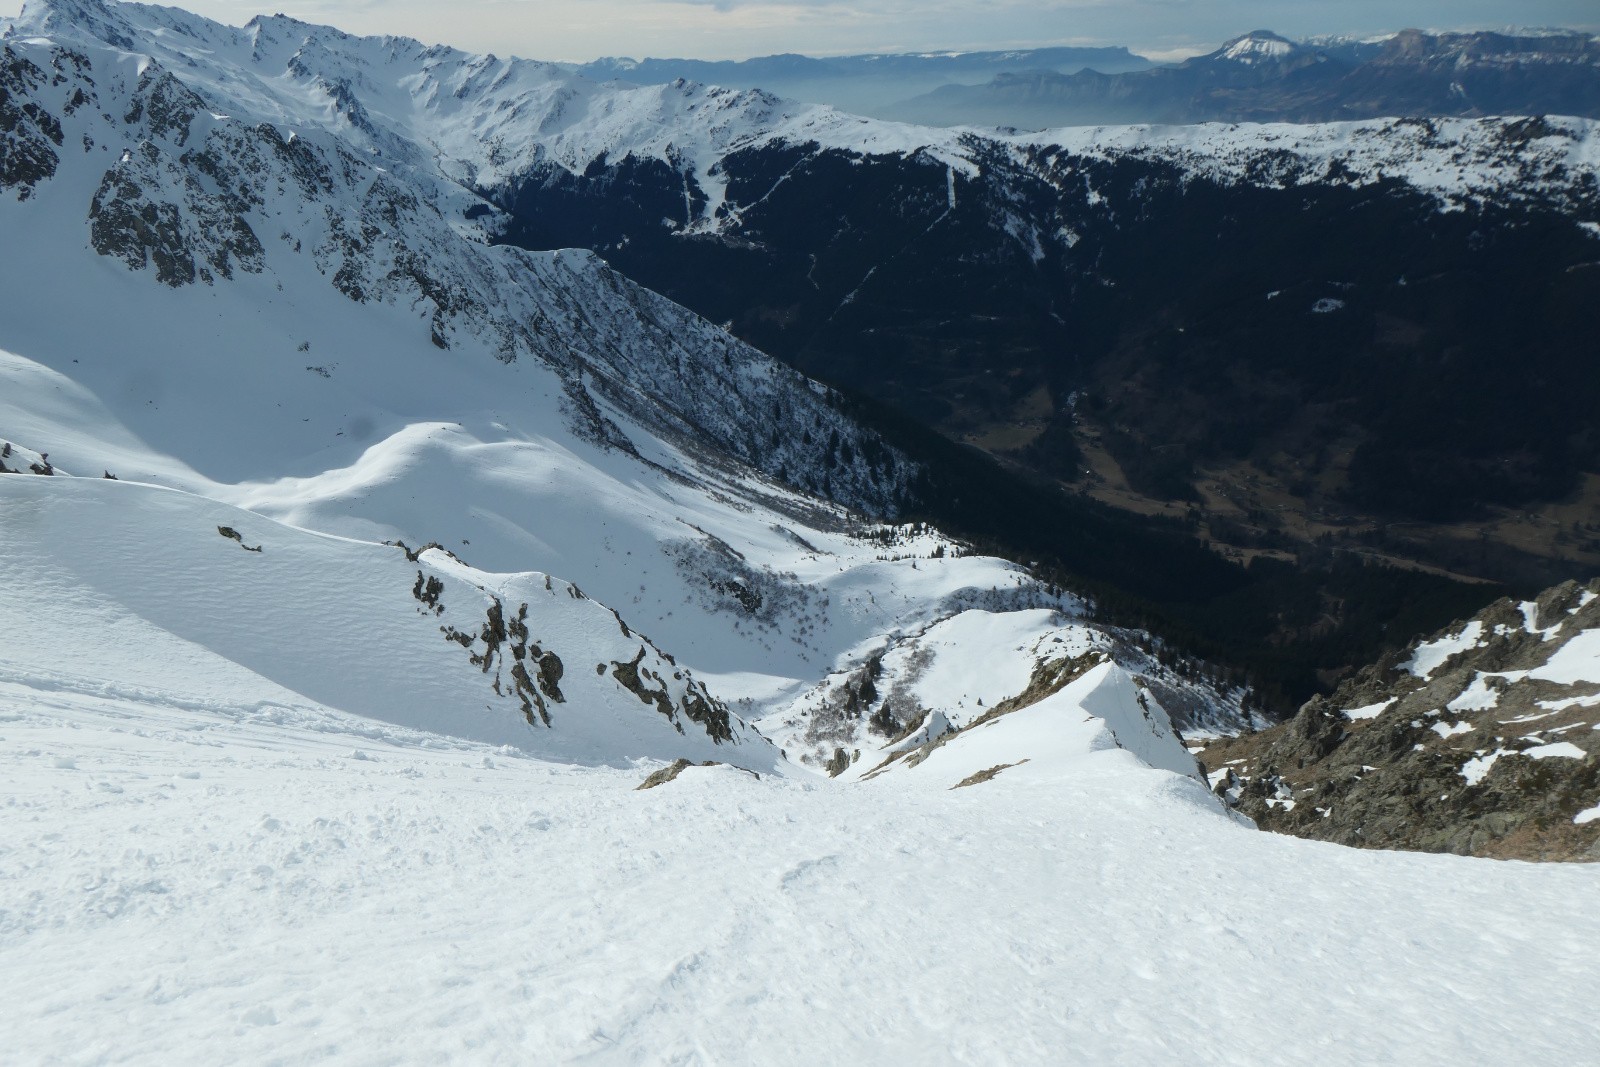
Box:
[4, 684, 1600, 1066]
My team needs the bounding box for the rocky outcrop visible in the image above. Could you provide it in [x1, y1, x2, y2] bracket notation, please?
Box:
[861, 649, 1112, 781]
[1198, 579, 1600, 861]
[1, 45, 63, 199]
[395, 545, 738, 744]
[609, 646, 735, 744]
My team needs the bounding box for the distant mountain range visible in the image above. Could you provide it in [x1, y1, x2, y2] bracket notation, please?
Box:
[885, 29, 1600, 127]
[571, 45, 1152, 116]
[569, 30, 1600, 129]
[580, 45, 1153, 83]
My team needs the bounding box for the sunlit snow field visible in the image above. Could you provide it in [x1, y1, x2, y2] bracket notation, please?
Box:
[5, 680, 1600, 1065]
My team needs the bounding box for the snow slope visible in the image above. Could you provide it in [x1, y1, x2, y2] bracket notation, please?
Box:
[0, 474, 773, 766]
[766, 606, 1259, 777]
[3, 678, 1599, 1064]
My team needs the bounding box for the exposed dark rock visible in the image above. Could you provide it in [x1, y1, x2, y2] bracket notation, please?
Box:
[609, 645, 735, 743]
[637, 758, 695, 790]
[390, 539, 464, 564]
[472, 599, 508, 672]
[680, 685, 733, 744]
[216, 525, 261, 551]
[636, 758, 730, 790]
[411, 571, 444, 614]
[952, 760, 1030, 789]
[88, 159, 196, 285]
[86, 144, 262, 287]
[124, 68, 201, 145]
[1, 45, 63, 199]
[507, 603, 529, 649]
[611, 647, 676, 722]
[509, 659, 549, 727]
[535, 651, 565, 703]
[1199, 579, 1600, 861]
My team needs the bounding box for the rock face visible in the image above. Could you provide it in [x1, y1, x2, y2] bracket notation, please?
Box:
[1198, 579, 1600, 861]
[1, 44, 63, 198]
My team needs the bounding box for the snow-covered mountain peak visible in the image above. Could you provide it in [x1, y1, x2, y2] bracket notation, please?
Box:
[9, 0, 973, 206]
[1217, 30, 1301, 64]
[9, 0, 129, 37]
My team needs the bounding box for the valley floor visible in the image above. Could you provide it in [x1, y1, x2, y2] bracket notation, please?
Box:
[3, 680, 1598, 1065]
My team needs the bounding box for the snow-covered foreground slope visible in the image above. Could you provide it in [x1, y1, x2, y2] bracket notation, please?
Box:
[4, 683, 1600, 1064]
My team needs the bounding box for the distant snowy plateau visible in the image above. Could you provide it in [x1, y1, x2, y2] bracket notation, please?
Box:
[1, 1, 1598, 1062]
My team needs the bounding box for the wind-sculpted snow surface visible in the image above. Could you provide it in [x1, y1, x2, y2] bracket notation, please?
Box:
[3, 675, 1600, 1063]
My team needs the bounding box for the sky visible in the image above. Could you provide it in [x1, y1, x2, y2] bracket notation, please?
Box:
[5, 0, 1596, 62]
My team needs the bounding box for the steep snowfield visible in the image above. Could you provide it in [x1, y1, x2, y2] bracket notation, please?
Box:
[0, 475, 774, 766]
[4, 681, 1600, 1064]
[0, 319, 1087, 765]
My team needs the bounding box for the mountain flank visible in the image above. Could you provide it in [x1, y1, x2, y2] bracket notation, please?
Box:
[1198, 579, 1600, 860]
